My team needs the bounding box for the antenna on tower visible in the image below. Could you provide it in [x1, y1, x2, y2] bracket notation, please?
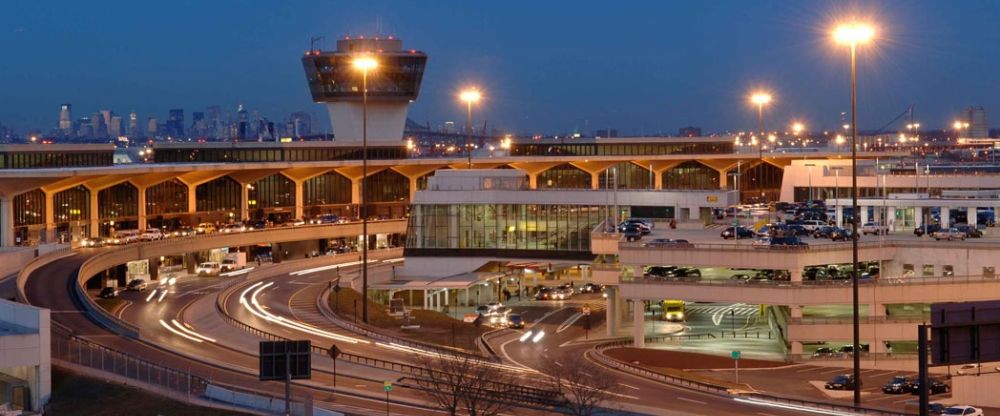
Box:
[310, 36, 324, 52]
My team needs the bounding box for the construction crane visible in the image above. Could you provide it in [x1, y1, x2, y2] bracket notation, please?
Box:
[871, 104, 915, 134]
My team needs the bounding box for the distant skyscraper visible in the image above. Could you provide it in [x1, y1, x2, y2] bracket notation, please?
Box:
[58, 104, 73, 136]
[147, 117, 159, 137]
[289, 111, 311, 138]
[99, 110, 113, 132]
[127, 111, 139, 137]
[166, 109, 185, 137]
[206, 105, 222, 138]
[109, 115, 123, 137]
[77, 117, 93, 138]
[967, 106, 988, 138]
[91, 112, 107, 138]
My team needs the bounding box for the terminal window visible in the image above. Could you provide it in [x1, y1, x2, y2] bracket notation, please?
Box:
[902, 264, 914, 277]
[984, 266, 995, 279]
[922, 265, 934, 277]
[942, 265, 954, 277]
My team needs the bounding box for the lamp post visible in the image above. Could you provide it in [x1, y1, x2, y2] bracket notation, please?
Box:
[833, 20, 875, 407]
[352, 56, 378, 324]
[460, 89, 482, 168]
[750, 92, 772, 202]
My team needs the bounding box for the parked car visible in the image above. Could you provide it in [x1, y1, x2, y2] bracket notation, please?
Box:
[812, 347, 838, 358]
[622, 225, 643, 241]
[829, 227, 853, 241]
[219, 223, 246, 233]
[932, 228, 966, 241]
[170, 226, 196, 237]
[534, 287, 553, 300]
[861, 222, 889, 235]
[670, 267, 702, 278]
[800, 220, 826, 231]
[812, 226, 836, 238]
[881, 376, 915, 394]
[139, 228, 165, 241]
[825, 374, 859, 390]
[98, 287, 119, 299]
[953, 224, 983, 238]
[754, 236, 808, 249]
[644, 238, 693, 248]
[311, 214, 340, 225]
[579, 283, 603, 294]
[914, 224, 942, 237]
[126, 279, 148, 292]
[195, 262, 222, 276]
[646, 266, 678, 278]
[624, 218, 654, 230]
[195, 223, 217, 234]
[910, 378, 950, 395]
[619, 220, 651, 234]
[941, 406, 983, 416]
[720, 226, 755, 239]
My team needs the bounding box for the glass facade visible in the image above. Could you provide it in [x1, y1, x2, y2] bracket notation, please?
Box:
[538, 164, 590, 189]
[196, 176, 241, 214]
[146, 179, 188, 216]
[510, 141, 732, 157]
[364, 169, 408, 203]
[662, 161, 720, 189]
[13, 189, 44, 226]
[740, 162, 784, 202]
[53, 186, 89, 223]
[0, 150, 113, 169]
[304, 172, 352, 206]
[406, 204, 610, 253]
[302, 52, 427, 102]
[250, 174, 295, 209]
[599, 162, 652, 189]
[153, 146, 407, 163]
[98, 182, 138, 220]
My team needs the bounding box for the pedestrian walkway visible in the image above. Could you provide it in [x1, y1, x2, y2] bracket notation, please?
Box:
[686, 304, 758, 316]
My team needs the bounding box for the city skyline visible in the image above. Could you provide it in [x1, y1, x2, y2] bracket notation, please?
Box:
[2, 1, 1000, 136]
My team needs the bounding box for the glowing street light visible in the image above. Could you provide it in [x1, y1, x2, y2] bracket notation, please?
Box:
[792, 122, 805, 135]
[749, 92, 772, 135]
[352, 54, 378, 324]
[459, 88, 482, 168]
[832, 18, 875, 407]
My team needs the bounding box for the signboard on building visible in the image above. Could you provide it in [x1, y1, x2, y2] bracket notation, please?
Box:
[929, 301, 1000, 366]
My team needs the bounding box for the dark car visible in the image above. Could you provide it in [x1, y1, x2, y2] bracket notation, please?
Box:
[507, 313, 525, 329]
[812, 226, 835, 238]
[646, 266, 678, 278]
[784, 225, 810, 237]
[910, 378, 950, 395]
[670, 267, 702, 278]
[882, 376, 915, 394]
[812, 347, 838, 358]
[829, 228, 853, 241]
[534, 287, 553, 300]
[622, 225, 643, 241]
[126, 278, 147, 292]
[580, 283, 603, 293]
[914, 224, 942, 237]
[98, 287, 119, 299]
[769, 236, 808, 247]
[825, 374, 859, 390]
[720, 226, 755, 239]
[954, 224, 983, 238]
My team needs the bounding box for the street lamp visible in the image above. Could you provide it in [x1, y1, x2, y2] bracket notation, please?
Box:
[352, 55, 378, 324]
[792, 122, 805, 136]
[750, 92, 772, 201]
[833, 19, 874, 407]
[459, 88, 482, 168]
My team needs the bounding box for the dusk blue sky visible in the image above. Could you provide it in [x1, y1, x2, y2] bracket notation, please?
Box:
[2, 1, 999, 136]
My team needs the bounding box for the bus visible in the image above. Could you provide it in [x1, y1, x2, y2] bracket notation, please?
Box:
[662, 300, 686, 322]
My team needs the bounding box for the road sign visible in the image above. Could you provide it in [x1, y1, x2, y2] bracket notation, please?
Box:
[383, 381, 393, 392]
[259, 340, 312, 381]
[582, 305, 591, 316]
[329, 344, 341, 360]
[731, 350, 741, 360]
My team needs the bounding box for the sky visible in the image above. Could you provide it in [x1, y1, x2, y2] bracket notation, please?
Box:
[1, 1, 999, 136]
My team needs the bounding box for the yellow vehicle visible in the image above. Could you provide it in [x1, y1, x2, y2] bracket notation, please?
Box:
[662, 300, 686, 322]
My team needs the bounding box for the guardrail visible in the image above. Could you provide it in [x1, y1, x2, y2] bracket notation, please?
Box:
[14, 247, 74, 303]
[789, 315, 929, 325]
[626, 272, 1000, 288]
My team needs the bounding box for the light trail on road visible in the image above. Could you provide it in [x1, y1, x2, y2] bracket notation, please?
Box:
[243, 281, 368, 345]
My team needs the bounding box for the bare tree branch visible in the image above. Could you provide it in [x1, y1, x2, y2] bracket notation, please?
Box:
[542, 351, 620, 416]
[413, 353, 529, 416]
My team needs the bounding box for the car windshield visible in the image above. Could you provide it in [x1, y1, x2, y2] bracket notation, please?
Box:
[831, 376, 850, 383]
[890, 376, 907, 383]
[942, 408, 967, 415]
[509, 315, 522, 322]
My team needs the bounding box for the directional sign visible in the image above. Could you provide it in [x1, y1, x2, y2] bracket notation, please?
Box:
[582, 305, 591, 316]
[731, 350, 741, 360]
[259, 340, 312, 381]
[329, 344, 341, 360]
[383, 381, 393, 392]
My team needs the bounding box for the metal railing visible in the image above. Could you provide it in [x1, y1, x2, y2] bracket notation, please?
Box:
[789, 315, 929, 325]
[626, 273, 1000, 288]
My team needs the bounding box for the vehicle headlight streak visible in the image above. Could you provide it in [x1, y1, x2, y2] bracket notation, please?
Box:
[732, 397, 857, 415]
[242, 281, 365, 344]
[145, 289, 158, 303]
[377, 341, 532, 374]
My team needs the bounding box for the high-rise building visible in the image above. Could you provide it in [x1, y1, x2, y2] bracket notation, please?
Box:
[77, 117, 93, 138]
[289, 111, 312, 138]
[58, 104, 73, 136]
[127, 111, 139, 138]
[967, 106, 988, 138]
[205, 106, 222, 138]
[147, 117, 159, 137]
[165, 109, 184, 137]
[108, 115, 123, 138]
[302, 36, 427, 143]
[91, 112, 107, 138]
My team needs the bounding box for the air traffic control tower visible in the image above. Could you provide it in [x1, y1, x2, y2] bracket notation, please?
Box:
[302, 37, 428, 144]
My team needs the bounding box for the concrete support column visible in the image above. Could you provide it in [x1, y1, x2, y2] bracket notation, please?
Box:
[350, 179, 362, 205]
[294, 180, 304, 220]
[240, 184, 250, 221]
[448, 205, 460, 248]
[789, 268, 803, 284]
[968, 206, 978, 225]
[632, 300, 645, 348]
[859, 206, 869, 225]
[717, 169, 728, 190]
[791, 341, 804, 355]
[914, 207, 923, 228]
[187, 184, 197, 214]
[590, 172, 600, 190]
[790, 305, 803, 319]
[0, 197, 13, 247]
[653, 172, 663, 190]
[940, 207, 950, 228]
[137, 186, 147, 230]
[423, 289, 428, 309]
[689, 206, 701, 221]
[528, 173, 539, 190]
[887, 206, 897, 231]
[44, 191, 55, 243]
[88, 189, 99, 238]
[871, 304, 887, 318]
[605, 287, 619, 337]
[148, 256, 160, 281]
[835, 205, 844, 227]
[408, 177, 419, 202]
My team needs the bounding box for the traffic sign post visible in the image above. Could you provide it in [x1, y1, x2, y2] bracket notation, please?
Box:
[329, 344, 341, 395]
[383, 381, 393, 415]
[259, 340, 312, 416]
[731, 350, 741, 384]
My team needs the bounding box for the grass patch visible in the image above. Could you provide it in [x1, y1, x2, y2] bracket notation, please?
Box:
[48, 367, 249, 415]
[94, 297, 126, 314]
[328, 288, 486, 350]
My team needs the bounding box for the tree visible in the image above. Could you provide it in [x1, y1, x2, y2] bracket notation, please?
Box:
[413, 353, 523, 416]
[542, 351, 620, 416]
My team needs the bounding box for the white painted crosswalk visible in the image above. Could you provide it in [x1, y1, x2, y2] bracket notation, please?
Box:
[686, 304, 758, 316]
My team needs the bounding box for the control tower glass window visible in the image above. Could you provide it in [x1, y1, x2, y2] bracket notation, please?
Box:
[303, 54, 427, 102]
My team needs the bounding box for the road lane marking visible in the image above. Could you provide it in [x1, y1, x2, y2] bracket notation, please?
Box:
[796, 367, 819, 373]
[619, 383, 640, 390]
[676, 396, 706, 405]
[820, 368, 847, 374]
[556, 312, 583, 333]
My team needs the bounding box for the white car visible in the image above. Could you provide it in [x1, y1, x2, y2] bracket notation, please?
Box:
[861, 222, 889, 235]
[800, 220, 825, 231]
[139, 229, 164, 241]
[195, 262, 221, 276]
[932, 228, 966, 241]
[942, 405, 983, 416]
[219, 223, 246, 233]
